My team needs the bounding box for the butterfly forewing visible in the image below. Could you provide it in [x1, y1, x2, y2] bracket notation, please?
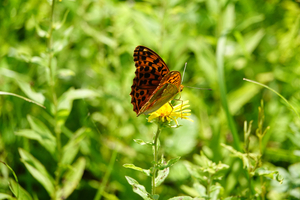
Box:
[130, 46, 183, 116]
[130, 46, 170, 115]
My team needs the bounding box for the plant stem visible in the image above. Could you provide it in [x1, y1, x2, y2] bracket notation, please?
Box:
[48, 0, 57, 107]
[152, 120, 161, 195]
[94, 149, 118, 200]
[48, 1, 62, 199]
[206, 174, 212, 200]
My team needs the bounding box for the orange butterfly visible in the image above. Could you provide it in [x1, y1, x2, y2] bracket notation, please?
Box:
[130, 46, 184, 116]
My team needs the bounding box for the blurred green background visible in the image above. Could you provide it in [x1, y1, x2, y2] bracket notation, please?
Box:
[0, 0, 300, 199]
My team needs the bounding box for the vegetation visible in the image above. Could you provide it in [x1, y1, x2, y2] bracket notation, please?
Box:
[0, 0, 299, 199]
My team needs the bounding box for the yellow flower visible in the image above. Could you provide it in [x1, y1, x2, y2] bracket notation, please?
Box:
[148, 100, 193, 126]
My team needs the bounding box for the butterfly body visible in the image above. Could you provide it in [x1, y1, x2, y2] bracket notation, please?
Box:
[130, 46, 184, 116]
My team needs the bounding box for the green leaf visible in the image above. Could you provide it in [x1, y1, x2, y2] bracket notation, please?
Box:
[168, 196, 202, 200]
[16, 80, 45, 104]
[180, 184, 203, 197]
[57, 88, 99, 125]
[54, 9, 70, 30]
[0, 91, 45, 108]
[57, 69, 75, 79]
[0, 193, 14, 199]
[0, 67, 31, 82]
[244, 29, 265, 54]
[133, 139, 153, 146]
[223, 197, 240, 200]
[0, 161, 18, 184]
[155, 167, 169, 187]
[26, 115, 57, 156]
[53, 27, 73, 54]
[31, 56, 47, 67]
[35, 22, 48, 38]
[193, 182, 206, 196]
[221, 143, 258, 169]
[193, 152, 229, 179]
[255, 167, 283, 184]
[243, 78, 300, 120]
[18, 148, 55, 195]
[81, 22, 117, 47]
[210, 184, 223, 200]
[158, 157, 180, 170]
[61, 128, 89, 165]
[9, 179, 33, 200]
[184, 161, 202, 180]
[56, 157, 86, 199]
[125, 176, 153, 200]
[123, 164, 151, 176]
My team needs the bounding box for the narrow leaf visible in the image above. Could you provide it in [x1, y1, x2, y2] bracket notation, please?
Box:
[10, 179, 33, 200]
[123, 164, 151, 176]
[27, 115, 57, 156]
[0, 193, 14, 199]
[54, 9, 70, 30]
[243, 78, 300, 119]
[57, 88, 99, 125]
[169, 196, 201, 200]
[56, 157, 86, 199]
[61, 128, 88, 165]
[155, 167, 169, 187]
[133, 139, 152, 146]
[0, 91, 45, 108]
[16, 80, 45, 104]
[255, 168, 283, 184]
[158, 157, 180, 170]
[19, 148, 55, 195]
[125, 176, 153, 200]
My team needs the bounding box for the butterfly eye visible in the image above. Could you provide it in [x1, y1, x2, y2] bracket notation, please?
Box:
[180, 85, 184, 92]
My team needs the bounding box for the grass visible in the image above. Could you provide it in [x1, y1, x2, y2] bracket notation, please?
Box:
[0, 0, 300, 199]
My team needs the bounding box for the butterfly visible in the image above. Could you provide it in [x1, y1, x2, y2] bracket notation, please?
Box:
[130, 46, 184, 116]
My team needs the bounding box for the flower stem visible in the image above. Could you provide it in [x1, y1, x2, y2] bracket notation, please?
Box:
[152, 120, 161, 195]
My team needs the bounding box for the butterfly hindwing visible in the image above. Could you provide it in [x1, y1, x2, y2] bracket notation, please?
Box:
[138, 71, 182, 116]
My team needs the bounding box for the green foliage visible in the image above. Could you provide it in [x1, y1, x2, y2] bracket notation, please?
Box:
[183, 152, 229, 199]
[0, 0, 300, 199]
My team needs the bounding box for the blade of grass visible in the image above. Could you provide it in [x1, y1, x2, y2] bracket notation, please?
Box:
[243, 78, 300, 120]
[0, 91, 45, 108]
[94, 148, 118, 200]
[216, 31, 241, 151]
[0, 161, 19, 199]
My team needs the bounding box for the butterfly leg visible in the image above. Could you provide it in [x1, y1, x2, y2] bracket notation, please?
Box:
[168, 102, 174, 113]
[172, 93, 184, 119]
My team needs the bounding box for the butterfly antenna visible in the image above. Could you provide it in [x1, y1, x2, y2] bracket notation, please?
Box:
[185, 86, 212, 90]
[181, 62, 187, 84]
[181, 62, 211, 90]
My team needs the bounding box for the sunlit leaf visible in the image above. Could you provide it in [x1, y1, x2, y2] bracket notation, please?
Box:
[25, 115, 57, 156]
[56, 157, 86, 199]
[61, 128, 89, 165]
[19, 148, 55, 195]
[133, 139, 153, 146]
[9, 179, 33, 200]
[158, 157, 180, 170]
[16, 80, 45, 104]
[155, 167, 169, 187]
[255, 168, 283, 184]
[168, 196, 202, 200]
[0, 91, 45, 108]
[123, 164, 151, 176]
[125, 176, 153, 200]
